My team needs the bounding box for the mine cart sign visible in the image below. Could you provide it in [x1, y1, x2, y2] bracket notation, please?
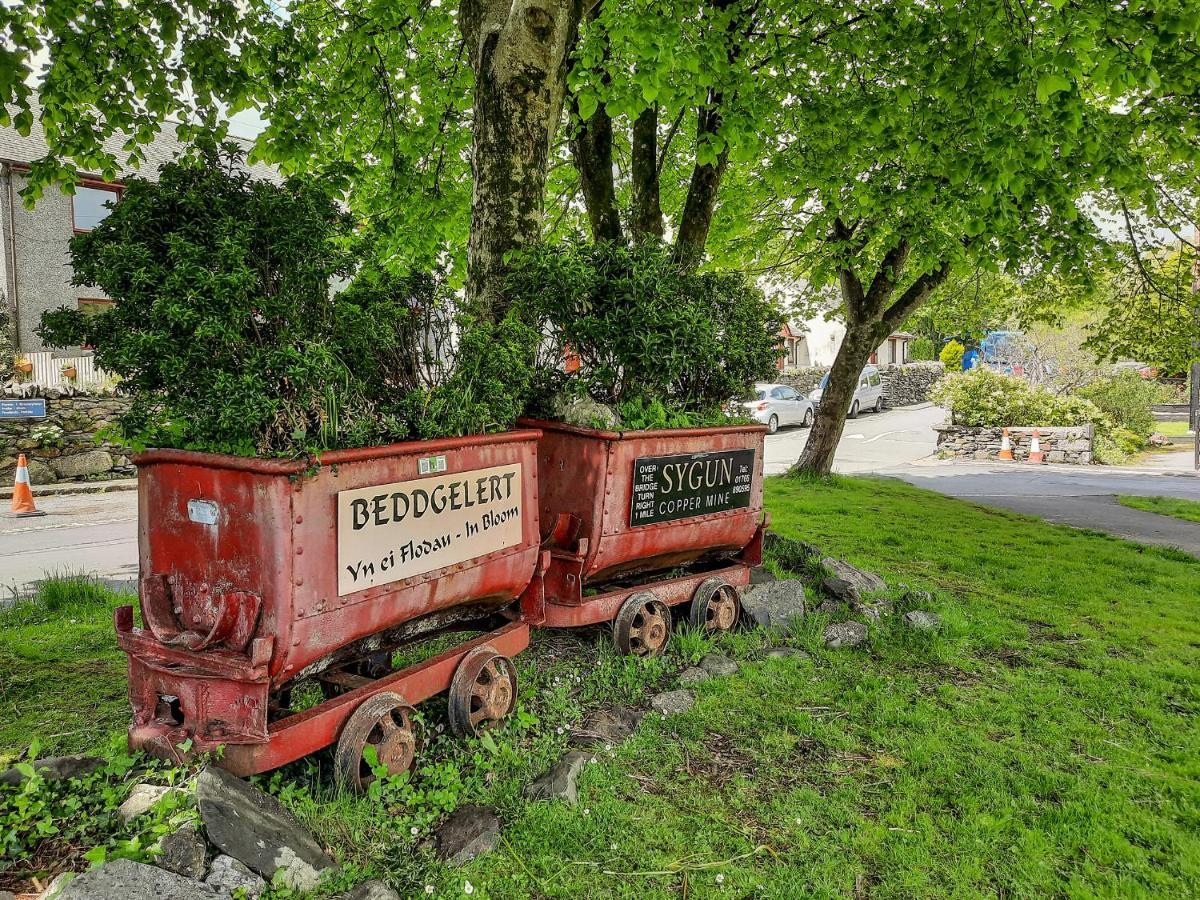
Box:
[337, 463, 523, 595]
[629, 449, 755, 527]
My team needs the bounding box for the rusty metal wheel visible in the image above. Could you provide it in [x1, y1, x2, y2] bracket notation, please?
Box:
[334, 692, 417, 791]
[448, 647, 518, 738]
[613, 591, 672, 657]
[689, 577, 741, 634]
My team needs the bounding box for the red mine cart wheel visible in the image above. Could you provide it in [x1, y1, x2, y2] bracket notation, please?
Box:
[689, 577, 742, 635]
[448, 648, 518, 738]
[334, 692, 418, 791]
[613, 592, 672, 657]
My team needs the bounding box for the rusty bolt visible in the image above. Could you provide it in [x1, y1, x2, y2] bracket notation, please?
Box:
[296, 546, 304, 555]
[295, 515, 303, 524]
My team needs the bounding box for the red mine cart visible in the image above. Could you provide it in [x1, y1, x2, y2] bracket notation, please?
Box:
[115, 431, 543, 786]
[517, 420, 767, 656]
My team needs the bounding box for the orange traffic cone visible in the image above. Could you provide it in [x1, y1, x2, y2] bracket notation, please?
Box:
[998, 428, 1014, 460]
[1027, 429, 1044, 464]
[9, 454, 46, 517]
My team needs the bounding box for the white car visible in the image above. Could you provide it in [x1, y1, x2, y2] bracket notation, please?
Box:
[808, 366, 884, 418]
[744, 382, 814, 434]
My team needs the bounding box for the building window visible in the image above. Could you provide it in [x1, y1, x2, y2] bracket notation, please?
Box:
[72, 183, 123, 232]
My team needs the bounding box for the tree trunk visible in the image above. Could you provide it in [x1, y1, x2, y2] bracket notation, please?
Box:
[570, 101, 622, 243]
[462, 0, 583, 320]
[630, 104, 664, 240]
[672, 99, 728, 272]
[790, 323, 884, 475]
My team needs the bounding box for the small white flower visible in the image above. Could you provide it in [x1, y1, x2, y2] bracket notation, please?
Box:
[464, 881, 474, 895]
[425, 887, 435, 895]
[556, 726, 564, 735]
[795, 817, 802, 825]
[610, 842, 618, 850]
[411, 826, 420, 835]
[716, 873, 725, 884]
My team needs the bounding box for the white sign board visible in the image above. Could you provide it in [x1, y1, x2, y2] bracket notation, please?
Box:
[337, 463, 523, 596]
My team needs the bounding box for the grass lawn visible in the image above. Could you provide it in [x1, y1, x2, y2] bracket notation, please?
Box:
[2, 477, 1199, 898]
[1117, 494, 1200, 525]
[1154, 420, 1194, 438]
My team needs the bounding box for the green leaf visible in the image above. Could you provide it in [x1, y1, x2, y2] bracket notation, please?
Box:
[1036, 72, 1071, 103]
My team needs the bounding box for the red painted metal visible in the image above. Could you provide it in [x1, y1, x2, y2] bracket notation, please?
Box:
[120, 431, 542, 773]
[516, 418, 767, 629]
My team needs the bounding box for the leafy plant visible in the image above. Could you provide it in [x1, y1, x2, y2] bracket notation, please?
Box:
[907, 336, 937, 361]
[510, 239, 782, 425]
[932, 369, 1110, 436]
[939, 340, 966, 372]
[37, 151, 536, 456]
[1075, 372, 1159, 439]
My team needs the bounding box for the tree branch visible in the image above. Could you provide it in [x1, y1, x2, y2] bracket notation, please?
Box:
[631, 103, 664, 240]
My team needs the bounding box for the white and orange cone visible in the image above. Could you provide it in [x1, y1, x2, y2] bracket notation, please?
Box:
[998, 428, 1014, 461]
[1027, 429, 1044, 464]
[9, 454, 46, 517]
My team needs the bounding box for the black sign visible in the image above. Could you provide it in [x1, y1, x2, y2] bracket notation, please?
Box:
[629, 449, 756, 527]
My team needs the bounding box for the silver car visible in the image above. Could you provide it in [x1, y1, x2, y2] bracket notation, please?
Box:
[744, 382, 814, 434]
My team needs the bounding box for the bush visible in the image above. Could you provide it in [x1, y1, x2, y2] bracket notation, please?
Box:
[908, 336, 937, 361]
[509, 239, 783, 424]
[939, 339, 966, 371]
[931, 368, 1110, 434]
[37, 151, 536, 456]
[1075, 372, 1158, 438]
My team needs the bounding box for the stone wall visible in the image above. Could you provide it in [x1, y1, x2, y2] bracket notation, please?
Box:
[878, 361, 944, 406]
[934, 424, 1094, 464]
[1, 388, 133, 484]
[780, 361, 945, 408]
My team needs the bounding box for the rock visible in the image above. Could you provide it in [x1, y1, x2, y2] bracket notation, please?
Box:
[815, 597, 847, 617]
[747, 566, 777, 585]
[432, 805, 502, 866]
[0, 456, 55, 484]
[903, 589, 934, 606]
[765, 647, 810, 660]
[569, 707, 643, 748]
[823, 621, 869, 649]
[157, 824, 208, 880]
[49, 450, 114, 479]
[42, 872, 73, 899]
[0, 754, 105, 787]
[820, 576, 861, 604]
[346, 880, 401, 900]
[204, 855, 265, 899]
[1148, 432, 1171, 447]
[852, 598, 893, 623]
[119, 783, 172, 822]
[550, 394, 620, 430]
[903, 610, 942, 632]
[196, 767, 333, 889]
[699, 653, 738, 676]
[650, 689, 695, 717]
[761, 532, 822, 572]
[677, 666, 711, 687]
[821, 557, 887, 594]
[0, 889, 14, 900]
[524, 752, 594, 806]
[57, 859, 215, 899]
[742, 579, 807, 630]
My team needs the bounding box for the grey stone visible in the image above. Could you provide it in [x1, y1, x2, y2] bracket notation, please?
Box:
[550, 394, 620, 429]
[820, 576, 860, 604]
[650, 689, 695, 717]
[524, 752, 594, 806]
[433, 805, 502, 866]
[815, 597, 847, 617]
[204, 855, 265, 899]
[903, 589, 934, 606]
[823, 621, 869, 649]
[57, 859, 215, 900]
[903, 610, 942, 632]
[677, 666, 711, 687]
[346, 880, 401, 900]
[569, 707, 643, 748]
[0, 754, 104, 786]
[852, 598, 893, 623]
[49, 450, 114, 479]
[43, 873, 73, 899]
[196, 767, 333, 889]
[699, 653, 738, 677]
[119, 783, 172, 822]
[742, 579, 807, 630]
[821, 558, 887, 594]
[747, 566, 777, 585]
[0, 889, 14, 900]
[765, 647, 810, 660]
[0, 457, 56, 484]
[158, 824, 208, 880]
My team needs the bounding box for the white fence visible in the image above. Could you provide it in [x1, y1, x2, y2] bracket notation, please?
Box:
[19, 351, 110, 390]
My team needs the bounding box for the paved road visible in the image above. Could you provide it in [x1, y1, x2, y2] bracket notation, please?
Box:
[1, 491, 138, 596]
[2, 405, 1196, 594]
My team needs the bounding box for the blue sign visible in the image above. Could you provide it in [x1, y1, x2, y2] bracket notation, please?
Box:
[0, 398, 47, 419]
